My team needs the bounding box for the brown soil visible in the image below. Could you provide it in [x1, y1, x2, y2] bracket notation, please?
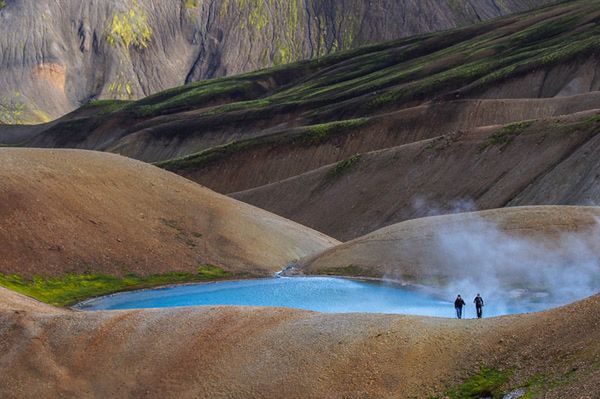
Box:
[1, 285, 600, 398]
[233, 109, 600, 240]
[182, 94, 600, 195]
[0, 148, 338, 278]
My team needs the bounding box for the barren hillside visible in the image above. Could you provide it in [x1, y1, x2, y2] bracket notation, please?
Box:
[0, 148, 337, 284]
[296, 206, 600, 284]
[2, 283, 600, 398]
[233, 110, 600, 239]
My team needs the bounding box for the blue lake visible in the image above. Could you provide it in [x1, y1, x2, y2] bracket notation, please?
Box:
[76, 277, 556, 317]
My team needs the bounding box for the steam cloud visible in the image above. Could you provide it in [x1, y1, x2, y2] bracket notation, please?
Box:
[408, 200, 600, 317]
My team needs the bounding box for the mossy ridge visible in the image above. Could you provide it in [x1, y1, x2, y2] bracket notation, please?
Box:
[25, 2, 595, 130]
[479, 121, 535, 151]
[95, 30, 429, 118]
[0, 265, 234, 307]
[274, 8, 593, 111]
[94, 16, 481, 119]
[170, 4, 595, 122]
[434, 367, 512, 399]
[86, 99, 131, 114]
[317, 265, 383, 279]
[478, 114, 600, 153]
[585, 114, 600, 125]
[325, 154, 362, 181]
[157, 117, 370, 170]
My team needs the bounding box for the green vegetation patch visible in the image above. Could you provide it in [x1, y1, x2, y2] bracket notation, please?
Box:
[106, 0, 153, 50]
[317, 265, 382, 279]
[479, 121, 534, 151]
[0, 1, 6, 10]
[585, 114, 600, 125]
[184, 0, 199, 9]
[131, 79, 262, 116]
[326, 154, 362, 181]
[520, 366, 584, 398]
[156, 117, 370, 171]
[0, 265, 232, 307]
[0, 93, 26, 124]
[442, 367, 512, 399]
[303, 119, 369, 144]
[86, 99, 131, 114]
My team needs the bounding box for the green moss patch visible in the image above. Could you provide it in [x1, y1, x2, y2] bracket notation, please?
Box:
[106, 0, 153, 50]
[325, 154, 362, 181]
[184, 0, 199, 9]
[317, 265, 382, 279]
[442, 367, 512, 399]
[157, 117, 369, 171]
[479, 121, 534, 151]
[86, 99, 131, 114]
[585, 114, 600, 125]
[0, 265, 232, 307]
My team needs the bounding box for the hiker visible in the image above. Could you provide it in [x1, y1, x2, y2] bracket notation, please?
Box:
[474, 293, 484, 319]
[454, 295, 466, 319]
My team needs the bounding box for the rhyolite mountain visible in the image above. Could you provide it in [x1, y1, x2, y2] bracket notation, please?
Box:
[0, 0, 556, 123]
[2, 0, 599, 240]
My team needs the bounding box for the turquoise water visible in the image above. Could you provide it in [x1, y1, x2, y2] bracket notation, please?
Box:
[76, 277, 551, 317]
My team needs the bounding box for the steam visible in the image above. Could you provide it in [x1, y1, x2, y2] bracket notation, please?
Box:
[411, 197, 477, 218]
[409, 204, 600, 317]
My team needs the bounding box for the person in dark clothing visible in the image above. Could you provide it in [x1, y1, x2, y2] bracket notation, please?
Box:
[474, 293, 484, 319]
[454, 295, 466, 319]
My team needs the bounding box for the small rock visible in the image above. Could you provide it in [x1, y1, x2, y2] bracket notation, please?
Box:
[503, 388, 527, 399]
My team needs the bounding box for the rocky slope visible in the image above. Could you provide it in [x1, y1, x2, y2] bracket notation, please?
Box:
[0, 0, 553, 123]
[164, 94, 600, 195]
[2, 282, 600, 398]
[233, 109, 600, 240]
[0, 148, 338, 279]
[0, 0, 585, 146]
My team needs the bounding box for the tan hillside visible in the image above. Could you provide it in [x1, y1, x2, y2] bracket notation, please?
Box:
[296, 206, 600, 287]
[1, 285, 600, 398]
[0, 148, 338, 278]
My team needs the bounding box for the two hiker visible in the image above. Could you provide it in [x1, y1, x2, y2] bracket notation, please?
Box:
[454, 293, 484, 319]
